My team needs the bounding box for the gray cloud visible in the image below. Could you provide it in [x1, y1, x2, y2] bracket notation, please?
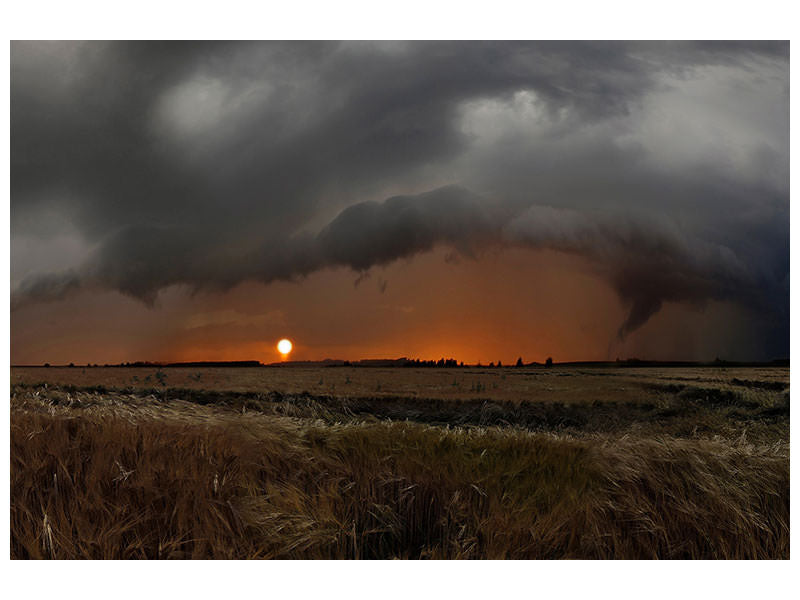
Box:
[10, 41, 789, 357]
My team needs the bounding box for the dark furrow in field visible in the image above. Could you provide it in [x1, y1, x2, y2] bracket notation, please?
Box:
[11, 382, 789, 438]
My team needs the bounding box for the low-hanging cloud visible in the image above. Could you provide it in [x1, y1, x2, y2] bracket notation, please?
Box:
[11, 185, 785, 344]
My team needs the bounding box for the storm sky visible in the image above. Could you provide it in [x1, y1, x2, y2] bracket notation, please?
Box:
[10, 41, 789, 364]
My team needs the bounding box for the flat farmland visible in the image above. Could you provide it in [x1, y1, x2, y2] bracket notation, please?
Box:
[10, 364, 790, 404]
[10, 365, 789, 559]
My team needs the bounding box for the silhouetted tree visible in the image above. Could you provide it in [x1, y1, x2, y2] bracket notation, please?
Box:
[497, 360, 502, 368]
[545, 357, 553, 368]
[44, 363, 50, 368]
[515, 357, 523, 367]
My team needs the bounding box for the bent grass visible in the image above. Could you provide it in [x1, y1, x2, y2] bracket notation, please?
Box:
[10, 384, 788, 559]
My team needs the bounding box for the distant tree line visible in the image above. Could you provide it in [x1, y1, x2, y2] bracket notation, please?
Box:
[43, 357, 564, 369]
[401, 358, 462, 368]
[400, 358, 542, 368]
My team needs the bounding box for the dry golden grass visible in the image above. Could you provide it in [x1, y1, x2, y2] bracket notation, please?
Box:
[11, 365, 790, 405]
[10, 375, 789, 559]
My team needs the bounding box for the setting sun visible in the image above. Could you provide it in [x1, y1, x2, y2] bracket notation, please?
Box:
[277, 338, 293, 355]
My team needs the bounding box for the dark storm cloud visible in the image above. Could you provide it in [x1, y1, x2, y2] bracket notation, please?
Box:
[12, 185, 499, 306]
[12, 184, 787, 351]
[13, 41, 766, 236]
[503, 205, 782, 340]
[10, 41, 789, 355]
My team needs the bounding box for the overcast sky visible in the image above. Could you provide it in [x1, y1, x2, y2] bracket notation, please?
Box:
[10, 41, 789, 364]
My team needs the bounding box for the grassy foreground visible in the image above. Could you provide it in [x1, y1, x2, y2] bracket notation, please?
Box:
[10, 377, 789, 559]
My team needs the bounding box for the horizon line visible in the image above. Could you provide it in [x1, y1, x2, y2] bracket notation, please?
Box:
[11, 356, 791, 369]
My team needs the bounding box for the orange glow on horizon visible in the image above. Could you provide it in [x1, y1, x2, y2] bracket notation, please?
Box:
[12, 248, 755, 366]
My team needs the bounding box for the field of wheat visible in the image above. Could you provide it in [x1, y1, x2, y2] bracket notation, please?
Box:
[10, 366, 789, 559]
